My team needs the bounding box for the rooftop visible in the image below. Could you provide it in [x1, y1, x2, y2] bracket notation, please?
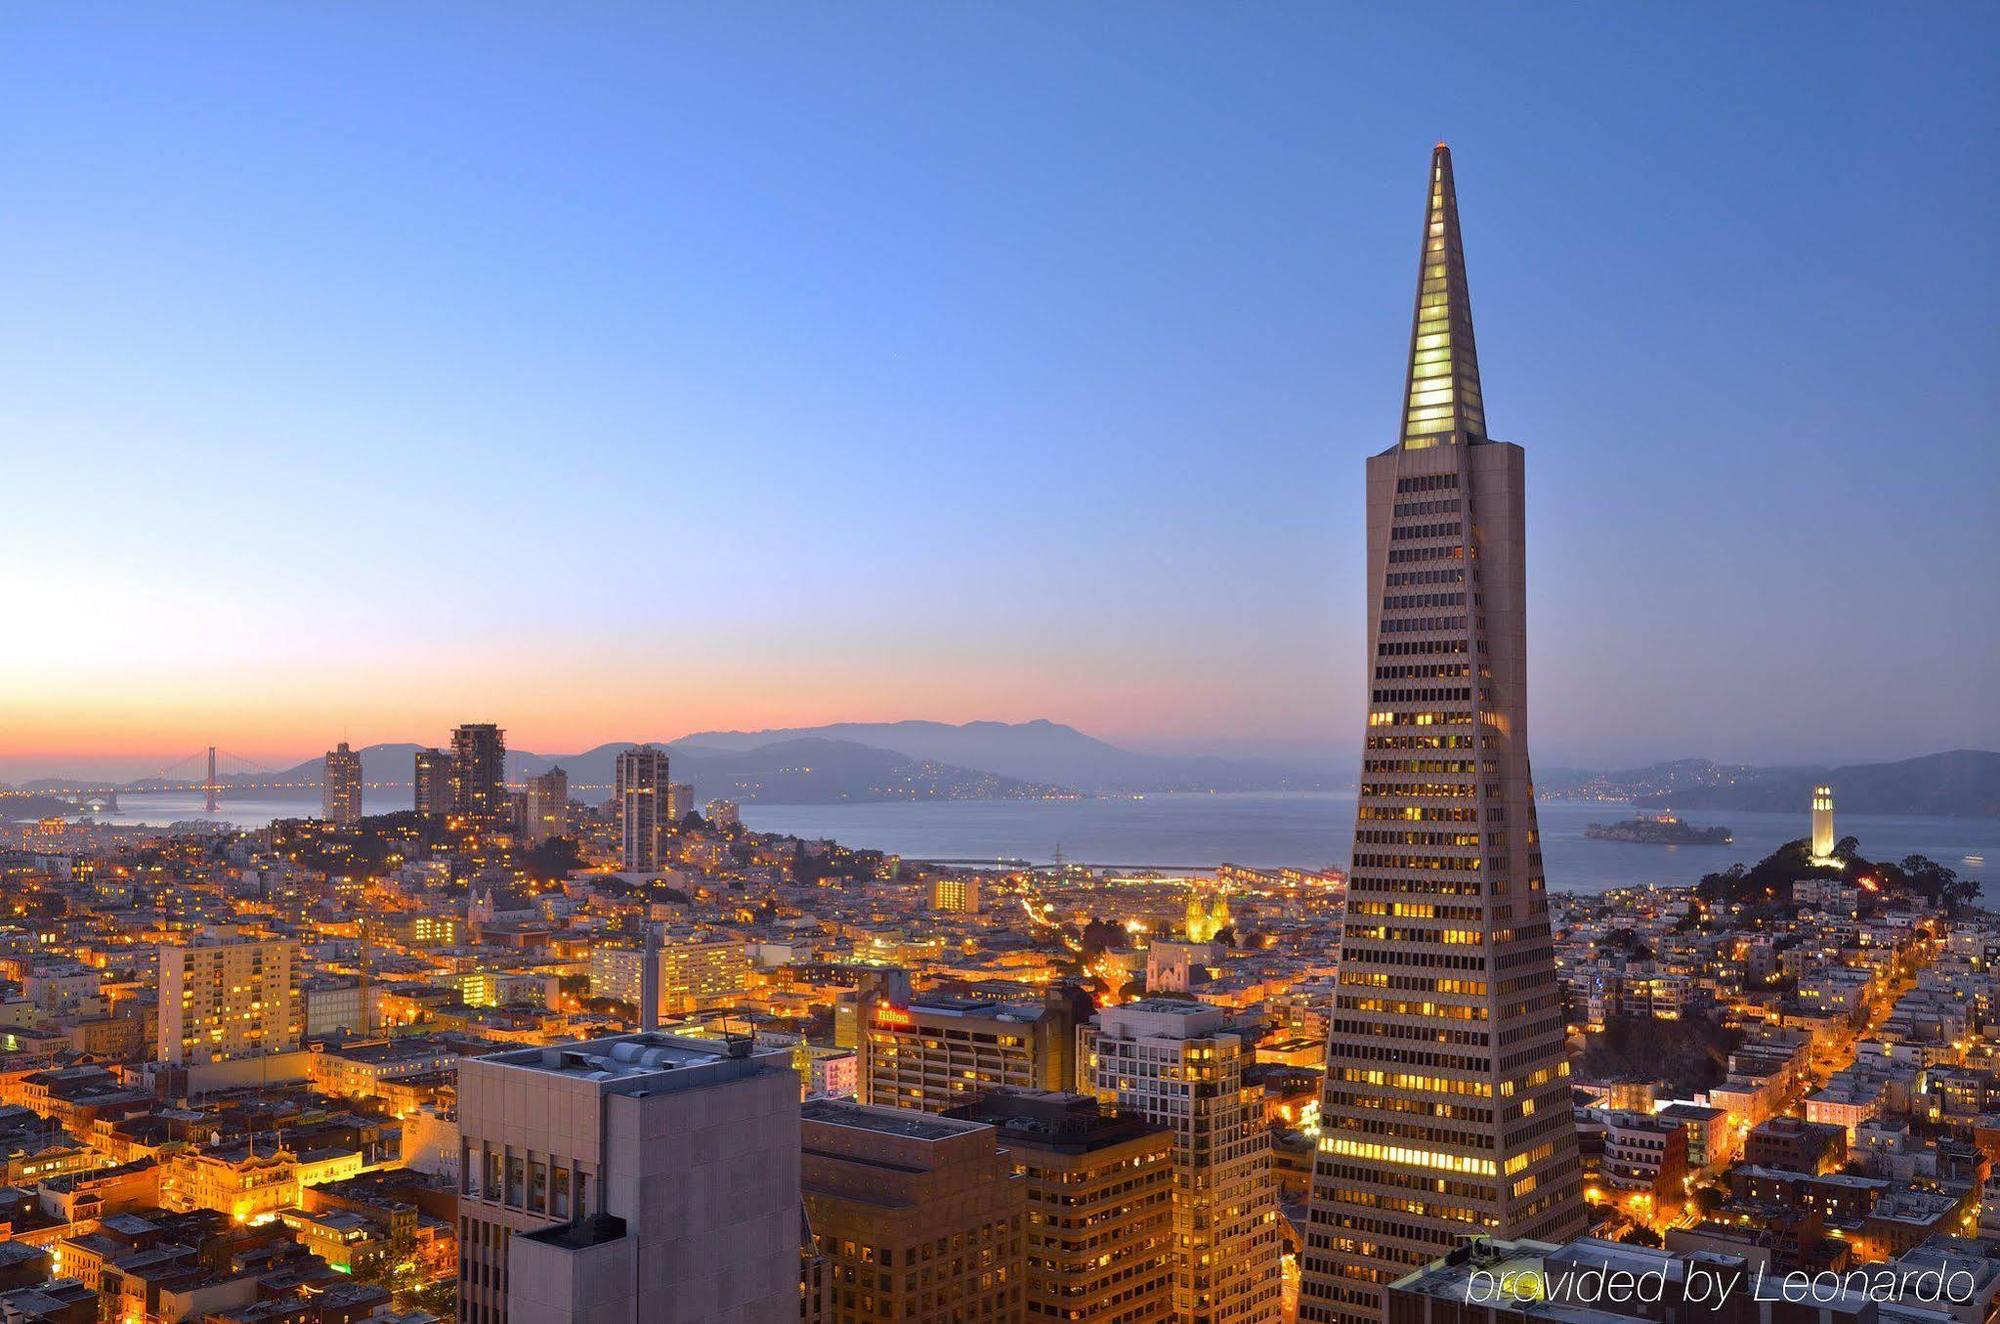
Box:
[801, 1099, 987, 1142]
[472, 1032, 788, 1095]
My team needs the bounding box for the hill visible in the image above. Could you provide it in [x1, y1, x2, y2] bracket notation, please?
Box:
[258, 737, 1068, 805]
[673, 719, 1330, 793]
[1624, 750, 2000, 819]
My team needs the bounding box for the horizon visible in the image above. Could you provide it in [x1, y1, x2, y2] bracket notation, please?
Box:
[5, 718, 1993, 788]
[5, 6, 1997, 777]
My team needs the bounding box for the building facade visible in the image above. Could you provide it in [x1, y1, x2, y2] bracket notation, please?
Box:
[614, 745, 669, 871]
[322, 741, 363, 825]
[931, 877, 982, 913]
[859, 992, 1080, 1114]
[457, 1032, 801, 1324]
[524, 765, 568, 844]
[1301, 145, 1585, 1324]
[799, 1099, 1026, 1324]
[946, 1088, 1176, 1324]
[1084, 997, 1283, 1324]
[157, 931, 302, 1065]
[449, 723, 507, 828]
[413, 747, 453, 816]
[590, 937, 749, 1022]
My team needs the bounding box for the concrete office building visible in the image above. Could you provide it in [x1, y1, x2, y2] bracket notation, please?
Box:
[1301, 145, 1585, 1324]
[322, 741, 363, 825]
[1084, 997, 1283, 1324]
[799, 1099, 1026, 1323]
[457, 1031, 801, 1324]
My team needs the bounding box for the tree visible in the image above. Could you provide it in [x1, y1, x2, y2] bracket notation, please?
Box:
[521, 835, 582, 881]
[1619, 1226, 1664, 1247]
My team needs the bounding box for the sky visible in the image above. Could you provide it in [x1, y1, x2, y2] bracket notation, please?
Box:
[2, 4, 1996, 780]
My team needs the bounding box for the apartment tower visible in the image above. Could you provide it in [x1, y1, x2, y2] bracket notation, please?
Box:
[449, 723, 507, 828]
[525, 765, 569, 844]
[322, 741, 363, 826]
[1299, 145, 1584, 1324]
[614, 744, 669, 871]
[157, 930, 303, 1064]
[412, 747, 453, 816]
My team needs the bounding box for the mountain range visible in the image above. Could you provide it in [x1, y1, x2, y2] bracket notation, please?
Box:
[1539, 750, 2000, 818]
[9, 723, 1996, 817]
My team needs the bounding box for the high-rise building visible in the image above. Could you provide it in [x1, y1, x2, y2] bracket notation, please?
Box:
[859, 991, 1082, 1113]
[450, 723, 507, 827]
[614, 745, 669, 871]
[1811, 784, 1837, 861]
[458, 1032, 802, 1324]
[525, 765, 569, 843]
[1082, 997, 1283, 1324]
[705, 798, 740, 830]
[413, 747, 453, 816]
[931, 876, 982, 913]
[1299, 145, 1584, 1324]
[157, 930, 302, 1064]
[945, 1088, 1176, 1324]
[799, 1099, 1026, 1323]
[322, 741, 363, 825]
[665, 781, 696, 824]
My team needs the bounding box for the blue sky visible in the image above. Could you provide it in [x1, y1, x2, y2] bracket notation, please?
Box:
[2, 3, 1995, 776]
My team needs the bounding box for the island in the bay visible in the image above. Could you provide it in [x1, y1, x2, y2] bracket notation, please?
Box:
[1585, 811, 1733, 845]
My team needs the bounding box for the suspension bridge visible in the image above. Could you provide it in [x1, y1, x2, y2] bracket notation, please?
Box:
[58, 746, 286, 809]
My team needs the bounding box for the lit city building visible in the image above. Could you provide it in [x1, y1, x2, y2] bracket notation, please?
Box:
[322, 741, 363, 825]
[1085, 997, 1284, 1324]
[450, 723, 508, 827]
[799, 1099, 1026, 1323]
[157, 929, 303, 1065]
[413, 746, 453, 815]
[524, 764, 568, 843]
[1301, 145, 1585, 1324]
[946, 1088, 1176, 1324]
[614, 744, 669, 871]
[931, 875, 981, 913]
[591, 935, 750, 1021]
[859, 991, 1082, 1113]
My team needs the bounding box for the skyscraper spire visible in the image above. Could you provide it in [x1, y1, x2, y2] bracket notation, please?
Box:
[1400, 143, 1486, 448]
[1302, 145, 1583, 1324]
